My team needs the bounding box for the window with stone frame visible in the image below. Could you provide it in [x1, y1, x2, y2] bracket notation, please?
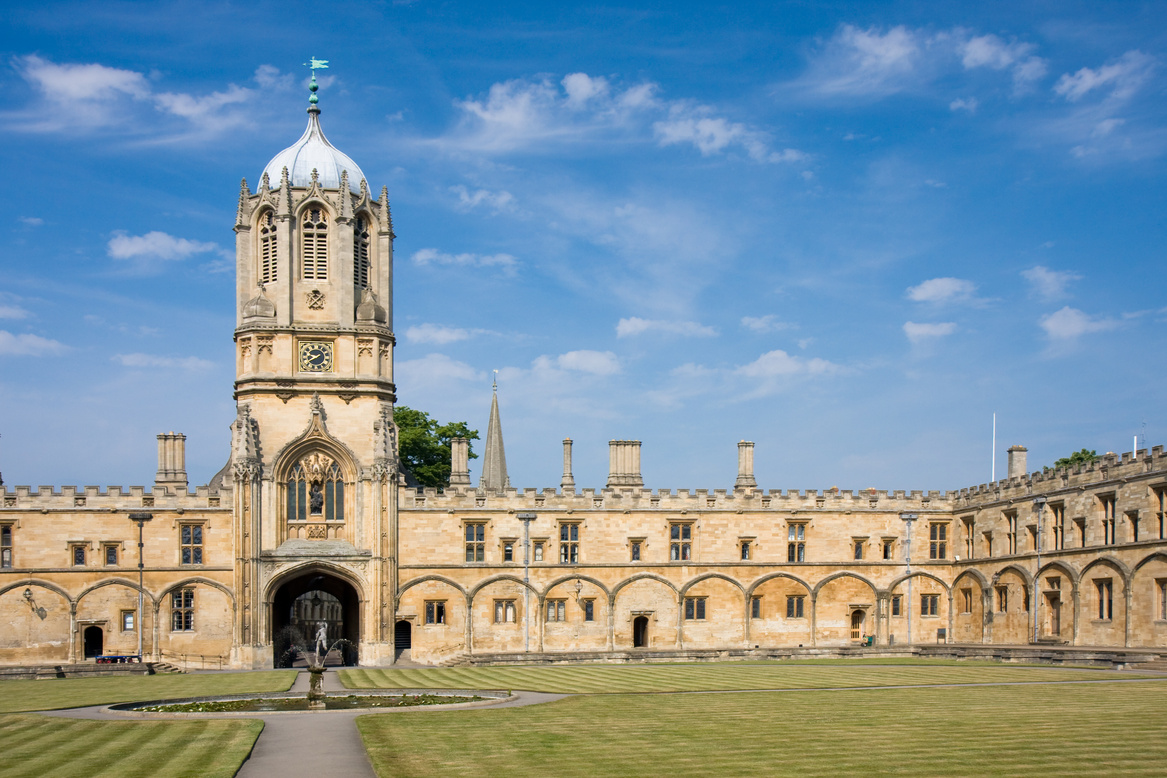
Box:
[1096, 579, 1113, 620]
[669, 523, 692, 561]
[258, 209, 278, 284]
[493, 600, 516, 624]
[546, 599, 567, 622]
[583, 599, 595, 622]
[1051, 503, 1066, 550]
[1126, 511, 1140, 542]
[961, 588, 973, 613]
[425, 601, 446, 625]
[1157, 579, 1167, 621]
[962, 519, 975, 559]
[180, 525, 204, 565]
[786, 595, 805, 618]
[0, 525, 11, 568]
[751, 596, 762, 619]
[1005, 512, 1018, 555]
[683, 596, 706, 620]
[104, 544, 118, 566]
[559, 522, 580, 563]
[71, 544, 86, 566]
[121, 610, 135, 631]
[891, 595, 901, 617]
[465, 523, 485, 562]
[629, 539, 643, 562]
[353, 216, 371, 288]
[929, 522, 948, 559]
[301, 207, 329, 280]
[287, 455, 345, 522]
[533, 540, 545, 562]
[172, 589, 195, 631]
[1074, 518, 1087, 547]
[1100, 494, 1117, 545]
[853, 538, 866, 560]
[883, 538, 895, 560]
[921, 594, 939, 617]
[502, 540, 515, 563]
[1155, 488, 1167, 540]
[996, 585, 1008, 612]
[740, 539, 752, 561]
[787, 523, 806, 562]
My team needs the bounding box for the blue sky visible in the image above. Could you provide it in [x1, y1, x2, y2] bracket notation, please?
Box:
[2, 1, 1165, 492]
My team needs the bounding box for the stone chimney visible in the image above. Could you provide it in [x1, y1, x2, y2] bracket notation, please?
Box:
[155, 432, 188, 492]
[449, 437, 471, 486]
[560, 439, 575, 490]
[1007, 445, 1028, 479]
[735, 440, 757, 489]
[607, 440, 643, 488]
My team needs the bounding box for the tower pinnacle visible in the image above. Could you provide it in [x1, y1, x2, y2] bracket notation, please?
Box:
[479, 374, 510, 491]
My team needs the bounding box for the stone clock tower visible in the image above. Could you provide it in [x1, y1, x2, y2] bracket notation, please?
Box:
[228, 74, 401, 667]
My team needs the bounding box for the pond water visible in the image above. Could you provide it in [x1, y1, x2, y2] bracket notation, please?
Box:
[135, 693, 484, 713]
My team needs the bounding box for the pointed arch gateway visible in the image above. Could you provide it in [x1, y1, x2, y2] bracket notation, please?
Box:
[268, 563, 364, 667]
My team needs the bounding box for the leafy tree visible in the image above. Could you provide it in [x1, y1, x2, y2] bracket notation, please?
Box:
[394, 406, 478, 488]
[1054, 448, 1099, 469]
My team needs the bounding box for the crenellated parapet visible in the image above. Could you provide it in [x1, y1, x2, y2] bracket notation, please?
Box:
[1, 483, 233, 511]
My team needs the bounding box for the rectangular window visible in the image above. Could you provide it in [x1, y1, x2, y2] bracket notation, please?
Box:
[171, 589, 194, 631]
[1023, 586, 1030, 613]
[1, 525, 12, 568]
[465, 523, 485, 563]
[1075, 518, 1086, 547]
[1051, 504, 1065, 550]
[929, 523, 947, 559]
[503, 542, 514, 563]
[1156, 488, 1166, 539]
[1158, 579, 1167, 621]
[853, 540, 864, 560]
[1127, 511, 1140, 543]
[963, 518, 975, 559]
[961, 588, 972, 613]
[683, 597, 706, 620]
[546, 599, 567, 622]
[104, 544, 118, 566]
[630, 541, 641, 562]
[891, 595, 901, 617]
[787, 524, 806, 562]
[425, 601, 446, 625]
[921, 594, 939, 616]
[559, 523, 580, 563]
[1101, 495, 1117, 545]
[751, 596, 762, 619]
[883, 539, 894, 560]
[121, 610, 135, 631]
[1006, 512, 1018, 555]
[1096, 579, 1113, 620]
[996, 585, 1008, 612]
[583, 599, 595, 622]
[786, 595, 805, 618]
[72, 544, 86, 566]
[670, 523, 692, 561]
[180, 525, 203, 565]
[533, 541, 544, 562]
[494, 600, 516, 624]
[740, 541, 751, 561]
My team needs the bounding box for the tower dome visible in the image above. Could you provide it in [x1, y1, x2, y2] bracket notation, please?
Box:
[262, 74, 365, 192]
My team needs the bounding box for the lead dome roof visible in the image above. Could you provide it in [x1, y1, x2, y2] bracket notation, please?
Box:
[262, 104, 365, 193]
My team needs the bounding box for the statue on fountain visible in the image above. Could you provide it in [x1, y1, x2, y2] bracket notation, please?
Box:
[313, 621, 329, 665]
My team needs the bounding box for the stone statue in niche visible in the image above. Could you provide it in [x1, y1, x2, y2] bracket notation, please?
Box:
[309, 481, 324, 515]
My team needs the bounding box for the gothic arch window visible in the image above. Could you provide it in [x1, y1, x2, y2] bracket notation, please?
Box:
[301, 207, 329, 281]
[258, 210, 278, 284]
[286, 452, 345, 522]
[353, 215, 371, 288]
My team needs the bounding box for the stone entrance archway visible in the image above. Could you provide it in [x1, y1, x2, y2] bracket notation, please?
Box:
[83, 625, 103, 659]
[633, 615, 649, 648]
[271, 569, 360, 667]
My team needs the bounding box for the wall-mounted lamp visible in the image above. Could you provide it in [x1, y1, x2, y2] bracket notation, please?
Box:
[23, 587, 46, 620]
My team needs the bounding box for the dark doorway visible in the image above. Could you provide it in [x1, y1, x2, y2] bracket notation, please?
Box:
[395, 620, 412, 650]
[83, 626, 103, 659]
[633, 615, 649, 648]
[271, 570, 360, 667]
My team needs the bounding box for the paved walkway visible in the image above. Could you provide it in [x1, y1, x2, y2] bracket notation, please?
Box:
[42, 669, 566, 778]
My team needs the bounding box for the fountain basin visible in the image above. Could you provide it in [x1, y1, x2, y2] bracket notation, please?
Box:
[109, 688, 513, 716]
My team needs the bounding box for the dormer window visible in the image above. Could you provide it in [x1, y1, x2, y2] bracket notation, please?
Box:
[259, 210, 278, 283]
[353, 216, 371, 288]
[301, 208, 329, 281]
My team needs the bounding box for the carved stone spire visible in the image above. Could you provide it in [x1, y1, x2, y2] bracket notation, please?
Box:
[235, 178, 252, 228]
[232, 404, 260, 478]
[277, 166, 294, 217]
[379, 186, 394, 237]
[338, 170, 353, 220]
[478, 375, 510, 491]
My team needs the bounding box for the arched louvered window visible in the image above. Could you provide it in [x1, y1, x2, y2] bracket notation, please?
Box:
[301, 208, 328, 280]
[353, 216, 371, 288]
[286, 454, 345, 522]
[259, 210, 278, 284]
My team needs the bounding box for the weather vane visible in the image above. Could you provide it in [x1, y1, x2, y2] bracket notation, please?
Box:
[303, 57, 329, 105]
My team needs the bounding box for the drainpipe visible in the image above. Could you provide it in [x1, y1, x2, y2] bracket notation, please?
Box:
[517, 513, 536, 654]
[901, 513, 917, 647]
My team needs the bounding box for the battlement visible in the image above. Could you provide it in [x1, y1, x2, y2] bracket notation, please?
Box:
[1, 483, 232, 510]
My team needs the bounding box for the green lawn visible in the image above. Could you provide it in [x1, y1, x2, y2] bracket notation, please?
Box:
[0, 715, 263, 778]
[0, 670, 296, 713]
[340, 661, 1141, 694]
[357, 680, 1167, 777]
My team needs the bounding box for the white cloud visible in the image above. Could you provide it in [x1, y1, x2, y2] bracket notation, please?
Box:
[562, 72, 610, 108]
[554, 350, 621, 375]
[19, 55, 149, 103]
[960, 34, 1046, 90]
[107, 231, 224, 273]
[740, 315, 794, 333]
[735, 349, 841, 378]
[405, 324, 474, 345]
[1054, 51, 1155, 103]
[450, 185, 516, 212]
[0, 330, 67, 356]
[19, 216, 44, 226]
[653, 104, 805, 163]
[1022, 266, 1081, 301]
[0, 305, 30, 320]
[797, 24, 925, 97]
[616, 317, 718, 338]
[113, 353, 214, 370]
[254, 64, 295, 91]
[906, 277, 977, 303]
[411, 248, 518, 272]
[949, 97, 978, 113]
[903, 321, 957, 343]
[1039, 307, 1119, 341]
[397, 353, 484, 387]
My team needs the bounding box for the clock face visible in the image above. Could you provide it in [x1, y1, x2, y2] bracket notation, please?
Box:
[298, 341, 334, 372]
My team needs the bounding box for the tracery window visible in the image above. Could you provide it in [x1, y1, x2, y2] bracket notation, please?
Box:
[0, 525, 11, 568]
[353, 216, 371, 288]
[301, 208, 329, 280]
[172, 589, 195, 631]
[259, 210, 278, 283]
[286, 453, 345, 522]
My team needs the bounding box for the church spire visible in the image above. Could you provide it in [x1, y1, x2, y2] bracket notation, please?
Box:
[478, 373, 510, 491]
